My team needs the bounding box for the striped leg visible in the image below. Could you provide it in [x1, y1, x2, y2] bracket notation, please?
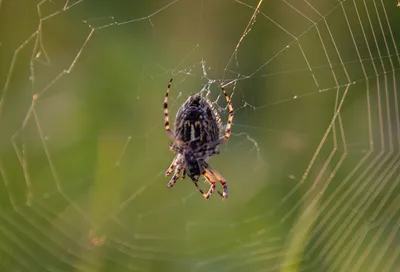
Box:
[208, 167, 228, 199]
[202, 161, 228, 198]
[167, 161, 184, 188]
[201, 171, 217, 199]
[165, 154, 181, 176]
[220, 86, 234, 143]
[182, 168, 186, 179]
[202, 147, 220, 157]
[164, 79, 175, 139]
[192, 181, 205, 196]
[169, 142, 182, 153]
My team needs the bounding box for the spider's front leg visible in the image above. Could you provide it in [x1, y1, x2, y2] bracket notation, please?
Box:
[201, 171, 217, 199]
[165, 154, 181, 176]
[169, 142, 182, 153]
[167, 162, 184, 188]
[203, 161, 228, 199]
[182, 168, 186, 179]
[210, 169, 228, 199]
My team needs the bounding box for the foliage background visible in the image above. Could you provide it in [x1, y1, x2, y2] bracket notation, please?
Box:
[0, 0, 400, 271]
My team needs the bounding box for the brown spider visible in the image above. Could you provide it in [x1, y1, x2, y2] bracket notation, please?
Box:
[163, 79, 234, 199]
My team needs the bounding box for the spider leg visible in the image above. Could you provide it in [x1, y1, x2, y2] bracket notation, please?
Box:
[219, 86, 234, 144]
[169, 142, 182, 153]
[203, 162, 228, 199]
[165, 154, 181, 176]
[164, 78, 176, 140]
[201, 170, 217, 199]
[182, 168, 186, 179]
[192, 181, 205, 196]
[167, 161, 184, 188]
[195, 145, 220, 157]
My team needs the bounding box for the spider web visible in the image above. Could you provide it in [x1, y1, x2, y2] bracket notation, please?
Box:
[0, 0, 399, 271]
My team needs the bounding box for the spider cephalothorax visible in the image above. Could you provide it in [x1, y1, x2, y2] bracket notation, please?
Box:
[163, 79, 233, 199]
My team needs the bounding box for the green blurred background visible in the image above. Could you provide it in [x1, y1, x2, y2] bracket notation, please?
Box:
[1, 0, 400, 271]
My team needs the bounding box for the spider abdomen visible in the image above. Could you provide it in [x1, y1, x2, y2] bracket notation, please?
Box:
[174, 94, 221, 149]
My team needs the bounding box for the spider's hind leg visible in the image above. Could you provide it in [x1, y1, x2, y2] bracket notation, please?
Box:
[164, 79, 176, 140]
[219, 86, 234, 144]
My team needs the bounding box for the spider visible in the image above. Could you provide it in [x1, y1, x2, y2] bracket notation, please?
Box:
[163, 78, 234, 199]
